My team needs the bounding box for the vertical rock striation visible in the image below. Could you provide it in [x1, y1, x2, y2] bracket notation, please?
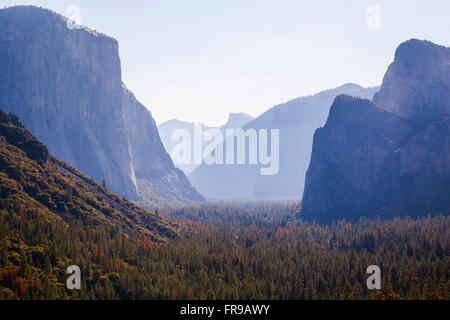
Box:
[0, 6, 203, 205]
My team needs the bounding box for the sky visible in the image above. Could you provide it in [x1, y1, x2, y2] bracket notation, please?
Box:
[1, 0, 449, 126]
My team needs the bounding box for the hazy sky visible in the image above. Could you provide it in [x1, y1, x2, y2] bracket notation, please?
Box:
[1, 0, 449, 126]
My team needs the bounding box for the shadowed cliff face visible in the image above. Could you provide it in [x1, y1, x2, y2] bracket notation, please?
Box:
[122, 87, 205, 206]
[0, 6, 203, 206]
[301, 40, 450, 223]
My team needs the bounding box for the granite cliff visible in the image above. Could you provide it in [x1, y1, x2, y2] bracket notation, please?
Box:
[0, 6, 203, 206]
[301, 40, 450, 222]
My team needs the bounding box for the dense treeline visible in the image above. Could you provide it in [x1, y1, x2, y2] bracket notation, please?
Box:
[1, 199, 448, 300]
[0, 109, 180, 242]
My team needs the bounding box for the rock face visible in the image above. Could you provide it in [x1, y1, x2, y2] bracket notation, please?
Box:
[0, 6, 203, 206]
[373, 39, 450, 123]
[301, 40, 450, 222]
[188, 84, 378, 199]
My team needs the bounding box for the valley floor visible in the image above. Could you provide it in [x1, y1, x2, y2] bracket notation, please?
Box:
[1, 201, 448, 300]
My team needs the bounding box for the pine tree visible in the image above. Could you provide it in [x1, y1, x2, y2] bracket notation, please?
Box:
[422, 277, 443, 300]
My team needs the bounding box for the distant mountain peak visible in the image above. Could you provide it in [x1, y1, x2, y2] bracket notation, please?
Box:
[188, 85, 379, 199]
[340, 83, 363, 89]
[223, 113, 254, 129]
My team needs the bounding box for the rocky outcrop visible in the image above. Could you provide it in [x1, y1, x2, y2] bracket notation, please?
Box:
[301, 40, 450, 222]
[373, 39, 450, 123]
[0, 6, 203, 206]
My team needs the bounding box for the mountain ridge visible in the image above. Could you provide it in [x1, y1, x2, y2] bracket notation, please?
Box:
[0, 108, 180, 240]
[188, 84, 379, 199]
